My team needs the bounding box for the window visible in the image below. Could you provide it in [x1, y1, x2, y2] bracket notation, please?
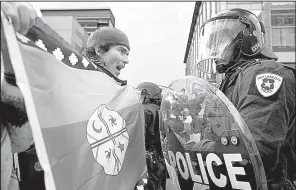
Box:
[195, 27, 198, 63]
[282, 28, 295, 46]
[211, 2, 216, 17]
[77, 19, 97, 23]
[277, 17, 285, 25]
[271, 2, 295, 10]
[207, 2, 211, 20]
[272, 28, 282, 46]
[208, 74, 216, 83]
[288, 17, 295, 25]
[198, 16, 201, 34]
[196, 67, 200, 78]
[201, 61, 206, 73]
[78, 22, 97, 28]
[187, 54, 191, 70]
[227, 3, 237, 9]
[272, 28, 295, 47]
[193, 35, 196, 65]
[203, 73, 207, 80]
[190, 48, 193, 68]
[194, 63, 198, 75]
[271, 15, 295, 26]
[83, 27, 97, 33]
[97, 19, 108, 24]
[205, 59, 209, 73]
[199, 7, 203, 26]
[220, 2, 227, 11]
[97, 23, 109, 28]
[203, 2, 207, 23]
[197, 18, 200, 41]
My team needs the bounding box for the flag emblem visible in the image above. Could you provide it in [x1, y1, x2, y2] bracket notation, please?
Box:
[86, 104, 130, 175]
[256, 73, 283, 97]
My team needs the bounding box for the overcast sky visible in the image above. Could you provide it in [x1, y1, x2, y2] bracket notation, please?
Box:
[31, 2, 195, 88]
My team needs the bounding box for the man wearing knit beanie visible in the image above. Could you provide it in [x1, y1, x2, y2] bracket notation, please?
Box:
[84, 27, 151, 189]
[87, 27, 130, 50]
[82, 27, 130, 84]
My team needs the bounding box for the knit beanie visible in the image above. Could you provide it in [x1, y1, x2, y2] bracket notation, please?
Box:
[87, 27, 130, 50]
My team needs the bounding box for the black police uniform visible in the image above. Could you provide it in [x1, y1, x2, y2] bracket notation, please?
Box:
[143, 103, 167, 190]
[219, 58, 296, 189]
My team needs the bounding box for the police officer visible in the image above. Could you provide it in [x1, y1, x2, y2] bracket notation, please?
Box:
[197, 8, 296, 189]
[137, 82, 167, 190]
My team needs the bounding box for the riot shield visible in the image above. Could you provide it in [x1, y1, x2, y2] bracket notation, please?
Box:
[159, 76, 267, 190]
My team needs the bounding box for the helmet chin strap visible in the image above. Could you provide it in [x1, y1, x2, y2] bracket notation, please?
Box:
[146, 98, 161, 106]
[143, 94, 161, 106]
[216, 63, 228, 73]
[216, 60, 244, 74]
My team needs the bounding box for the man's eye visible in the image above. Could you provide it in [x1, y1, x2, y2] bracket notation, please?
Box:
[118, 48, 129, 56]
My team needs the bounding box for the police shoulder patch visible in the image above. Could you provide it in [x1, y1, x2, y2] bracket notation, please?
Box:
[255, 73, 283, 97]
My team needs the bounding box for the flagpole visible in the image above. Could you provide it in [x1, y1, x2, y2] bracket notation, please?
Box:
[1, 11, 57, 190]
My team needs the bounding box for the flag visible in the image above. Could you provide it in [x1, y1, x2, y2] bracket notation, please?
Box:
[1, 14, 147, 190]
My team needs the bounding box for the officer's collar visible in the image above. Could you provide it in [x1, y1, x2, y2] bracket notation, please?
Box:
[225, 58, 265, 75]
[225, 61, 247, 74]
[220, 61, 250, 91]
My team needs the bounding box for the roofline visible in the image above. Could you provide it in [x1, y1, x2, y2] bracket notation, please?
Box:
[183, 2, 201, 64]
[40, 8, 112, 11]
[41, 8, 116, 26]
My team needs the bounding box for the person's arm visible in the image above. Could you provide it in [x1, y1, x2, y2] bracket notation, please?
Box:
[1, 2, 37, 153]
[1, 75, 33, 153]
[235, 62, 295, 174]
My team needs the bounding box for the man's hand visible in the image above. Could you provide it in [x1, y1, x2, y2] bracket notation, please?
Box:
[1, 2, 37, 35]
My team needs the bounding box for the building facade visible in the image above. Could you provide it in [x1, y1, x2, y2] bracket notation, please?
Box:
[184, 2, 295, 85]
[41, 8, 115, 52]
[33, 17, 79, 54]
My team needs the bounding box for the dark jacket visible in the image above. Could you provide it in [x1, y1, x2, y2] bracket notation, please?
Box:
[219, 59, 296, 185]
[143, 103, 167, 190]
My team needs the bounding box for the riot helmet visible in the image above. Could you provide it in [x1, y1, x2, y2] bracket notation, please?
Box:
[136, 82, 162, 105]
[197, 8, 277, 73]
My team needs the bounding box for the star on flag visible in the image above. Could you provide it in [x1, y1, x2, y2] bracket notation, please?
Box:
[118, 142, 124, 152]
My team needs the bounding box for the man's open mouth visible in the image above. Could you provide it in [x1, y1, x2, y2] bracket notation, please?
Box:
[115, 65, 124, 76]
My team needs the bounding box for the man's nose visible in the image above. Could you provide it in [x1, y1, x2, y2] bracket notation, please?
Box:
[122, 55, 129, 65]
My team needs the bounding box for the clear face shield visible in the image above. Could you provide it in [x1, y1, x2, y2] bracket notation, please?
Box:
[197, 18, 247, 73]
